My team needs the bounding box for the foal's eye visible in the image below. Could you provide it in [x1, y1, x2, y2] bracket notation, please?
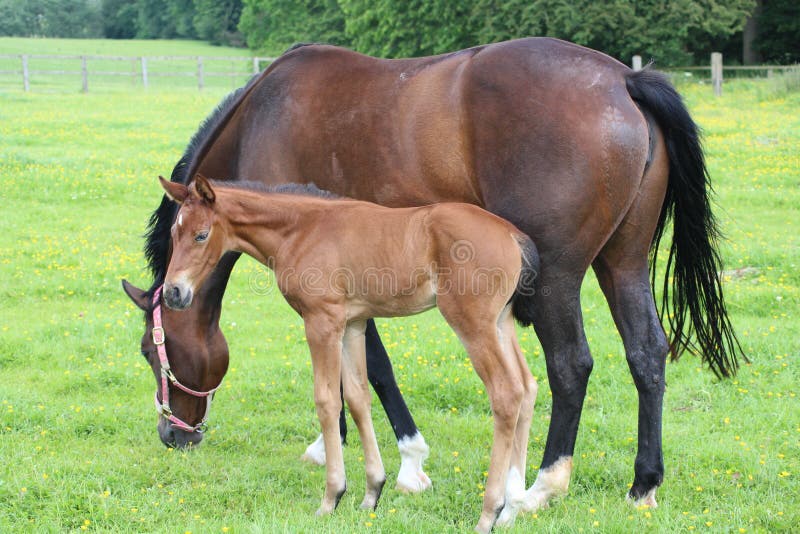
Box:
[195, 231, 209, 242]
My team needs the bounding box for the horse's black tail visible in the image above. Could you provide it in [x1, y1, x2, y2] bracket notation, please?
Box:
[511, 234, 540, 327]
[626, 69, 745, 378]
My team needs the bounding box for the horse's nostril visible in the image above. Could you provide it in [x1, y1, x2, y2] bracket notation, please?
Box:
[171, 286, 181, 301]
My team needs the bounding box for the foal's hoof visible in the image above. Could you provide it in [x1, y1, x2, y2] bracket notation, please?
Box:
[301, 434, 326, 466]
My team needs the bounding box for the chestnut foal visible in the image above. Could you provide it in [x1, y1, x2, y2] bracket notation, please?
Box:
[160, 175, 539, 532]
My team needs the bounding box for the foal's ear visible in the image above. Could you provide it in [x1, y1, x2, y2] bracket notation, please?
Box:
[194, 173, 216, 204]
[121, 279, 150, 311]
[159, 176, 189, 204]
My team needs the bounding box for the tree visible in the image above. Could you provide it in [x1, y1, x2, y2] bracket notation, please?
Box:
[193, 0, 243, 46]
[102, 0, 137, 38]
[239, 0, 345, 54]
[754, 0, 800, 63]
[0, 0, 104, 38]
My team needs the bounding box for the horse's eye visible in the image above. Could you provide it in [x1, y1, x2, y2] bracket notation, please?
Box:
[195, 231, 209, 242]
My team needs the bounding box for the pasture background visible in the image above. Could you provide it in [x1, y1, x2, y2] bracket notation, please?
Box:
[0, 39, 798, 533]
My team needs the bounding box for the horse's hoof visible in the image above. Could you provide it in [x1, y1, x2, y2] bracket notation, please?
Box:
[396, 470, 432, 493]
[302, 434, 326, 466]
[627, 487, 658, 508]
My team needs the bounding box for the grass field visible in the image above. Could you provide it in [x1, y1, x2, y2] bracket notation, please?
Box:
[0, 48, 798, 533]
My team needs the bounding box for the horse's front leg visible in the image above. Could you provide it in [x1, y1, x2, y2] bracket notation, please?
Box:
[304, 312, 347, 515]
[364, 319, 431, 492]
[341, 320, 386, 509]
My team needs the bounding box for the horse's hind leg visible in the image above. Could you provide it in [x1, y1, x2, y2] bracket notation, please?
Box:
[592, 145, 670, 507]
[521, 274, 592, 513]
[341, 320, 386, 510]
[364, 319, 431, 492]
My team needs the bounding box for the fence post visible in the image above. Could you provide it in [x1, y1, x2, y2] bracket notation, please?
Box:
[21, 55, 29, 91]
[81, 56, 88, 93]
[197, 56, 204, 90]
[711, 52, 723, 96]
[141, 57, 149, 89]
[632, 55, 642, 71]
[253, 57, 259, 74]
[131, 58, 137, 86]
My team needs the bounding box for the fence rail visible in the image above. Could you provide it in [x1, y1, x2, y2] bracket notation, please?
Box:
[2, 52, 797, 94]
[0, 53, 275, 92]
[632, 52, 799, 96]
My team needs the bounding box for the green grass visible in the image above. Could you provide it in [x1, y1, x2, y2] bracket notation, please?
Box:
[0, 69, 798, 533]
[0, 37, 268, 93]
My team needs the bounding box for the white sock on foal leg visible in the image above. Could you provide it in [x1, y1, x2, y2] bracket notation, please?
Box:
[495, 466, 526, 527]
[395, 432, 432, 492]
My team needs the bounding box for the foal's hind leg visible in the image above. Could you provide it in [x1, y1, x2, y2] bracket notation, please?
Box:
[442, 305, 524, 534]
[496, 312, 538, 527]
[340, 320, 387, 510]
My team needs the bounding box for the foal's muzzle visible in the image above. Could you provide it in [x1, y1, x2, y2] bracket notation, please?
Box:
[163, 283, 193, 310]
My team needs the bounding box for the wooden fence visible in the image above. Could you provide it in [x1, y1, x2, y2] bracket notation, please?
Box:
[632, 52, 799, 96]
[0, 54, 275, 92]
[1, 52, 796, 94]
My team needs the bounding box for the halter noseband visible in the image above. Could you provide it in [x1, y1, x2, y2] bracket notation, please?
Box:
[152, 285, 221, 434]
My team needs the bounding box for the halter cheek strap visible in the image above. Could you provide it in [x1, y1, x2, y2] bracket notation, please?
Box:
[152, 285, 221, 433]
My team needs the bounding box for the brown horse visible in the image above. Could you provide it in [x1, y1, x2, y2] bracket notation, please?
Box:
[160, 175, 540, 532]
[126, 37, 742, 516]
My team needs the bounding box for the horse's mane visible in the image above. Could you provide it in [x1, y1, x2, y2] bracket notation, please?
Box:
[142, 80, 257, 294]
[216, 180, 340, 199]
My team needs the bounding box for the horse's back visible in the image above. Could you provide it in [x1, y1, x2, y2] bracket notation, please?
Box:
[214, 38, 652, 270]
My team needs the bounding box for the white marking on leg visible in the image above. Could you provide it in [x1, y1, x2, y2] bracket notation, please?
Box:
[301, 433, 326, 465]
[495, 466, 526, 527]
[627, 486, 658, 508]
[522, 456, 572, 512]
[395, 432, 432, 492]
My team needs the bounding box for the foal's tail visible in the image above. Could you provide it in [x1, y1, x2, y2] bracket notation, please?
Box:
[626, 69, 745, 378]
[511, 233, 539, 327]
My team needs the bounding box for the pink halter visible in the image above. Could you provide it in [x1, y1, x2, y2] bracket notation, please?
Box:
[152, 285, 221, 433]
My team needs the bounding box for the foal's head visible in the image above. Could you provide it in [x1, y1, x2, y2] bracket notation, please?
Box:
[160, 174, 226, 311]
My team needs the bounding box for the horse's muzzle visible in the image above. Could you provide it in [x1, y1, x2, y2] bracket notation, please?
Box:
[158, 419, 204, 449]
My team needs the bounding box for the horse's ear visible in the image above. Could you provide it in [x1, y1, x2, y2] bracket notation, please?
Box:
[159, 176, 188, 204]
[194, 173, 216, 204]
[121, 279, 150, 311]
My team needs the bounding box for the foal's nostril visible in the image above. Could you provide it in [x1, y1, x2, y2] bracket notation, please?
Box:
[170, 285, 181, 302]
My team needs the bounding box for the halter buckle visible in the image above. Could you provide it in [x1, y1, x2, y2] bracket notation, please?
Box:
[152, 326, 166, 345]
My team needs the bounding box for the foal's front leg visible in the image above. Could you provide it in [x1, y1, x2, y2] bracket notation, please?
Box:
[341, 320, 386, 509]
[304, 313, 347, 515]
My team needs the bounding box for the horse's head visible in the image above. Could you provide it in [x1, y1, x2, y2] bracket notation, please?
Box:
[122, 279, 229, 448]
[160, 174, 226, 311]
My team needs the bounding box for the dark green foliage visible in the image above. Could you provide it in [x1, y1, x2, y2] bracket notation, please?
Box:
[239, 0, 345, 53]
[755, 0, 800, 63]
[0, 0, 104, 38]
[193, 0, 243, 46]
[101, 0, 136, 39]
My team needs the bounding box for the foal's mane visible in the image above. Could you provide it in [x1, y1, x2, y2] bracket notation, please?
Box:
[216, 180, 340, 199]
